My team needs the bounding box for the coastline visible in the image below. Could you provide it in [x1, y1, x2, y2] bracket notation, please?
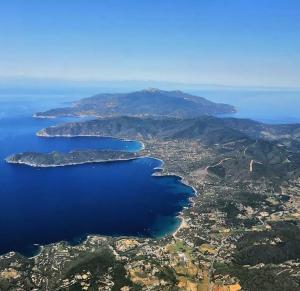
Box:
[172, 216, 188, 238]
[147, 155, 197, 238]
[37, 131, 145, 151]
[5, 156, 142, 168]
[2, 151, 196, 257]
[4, 132, 196, 255]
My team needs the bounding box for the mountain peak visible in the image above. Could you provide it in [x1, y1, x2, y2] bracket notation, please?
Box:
[142, 88, 162, 93]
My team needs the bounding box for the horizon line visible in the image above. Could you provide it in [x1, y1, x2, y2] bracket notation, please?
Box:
[0, 75, 300, 91]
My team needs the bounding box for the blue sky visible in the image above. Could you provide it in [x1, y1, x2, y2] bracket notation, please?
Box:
[0, 0, 300, 87]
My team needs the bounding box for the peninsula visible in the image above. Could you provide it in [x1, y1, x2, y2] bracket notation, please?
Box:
[6, 150, 138, 167]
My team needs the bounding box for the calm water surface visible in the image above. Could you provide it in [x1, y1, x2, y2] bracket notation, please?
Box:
[190, 89, 300, 124]
[0, 95, 194, 255]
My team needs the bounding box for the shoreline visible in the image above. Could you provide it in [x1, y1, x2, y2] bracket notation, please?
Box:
[3, 153, 196, 257]
[172, 216, 188, 238]
[4, 133, 196, 257]
[37, 131, 145, 151]
[145, 155, 197, 238]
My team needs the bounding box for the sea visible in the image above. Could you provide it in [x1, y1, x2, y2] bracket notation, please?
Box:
[0, 93, 194, 256]
[190, 89, 300, 124]
[0, 89, 299, 256]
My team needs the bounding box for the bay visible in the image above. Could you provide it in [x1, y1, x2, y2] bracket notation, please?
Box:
[0, 95, 193, 255]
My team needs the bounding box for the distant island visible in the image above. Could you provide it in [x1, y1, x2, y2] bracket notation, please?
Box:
[6, 150, 138, 167]
[34, 88, 236, 119]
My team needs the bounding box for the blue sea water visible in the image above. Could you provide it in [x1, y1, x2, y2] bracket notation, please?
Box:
[0, 94, 194, 255]
[190, 89, 300, 124]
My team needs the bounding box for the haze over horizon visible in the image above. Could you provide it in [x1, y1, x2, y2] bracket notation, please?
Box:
[1, 0, 300, 88]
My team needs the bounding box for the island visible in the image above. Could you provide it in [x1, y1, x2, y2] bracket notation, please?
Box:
[34, 88, 236, 119]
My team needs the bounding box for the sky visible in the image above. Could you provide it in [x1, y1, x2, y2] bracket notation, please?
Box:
[0, 0, 300, 87]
